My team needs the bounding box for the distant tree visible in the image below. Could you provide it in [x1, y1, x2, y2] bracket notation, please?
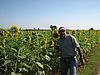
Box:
[38, 28, 40, 30]
[34, 28, 36, 30]
[89, 28, 94, 30]
[76, 29, 79, 31]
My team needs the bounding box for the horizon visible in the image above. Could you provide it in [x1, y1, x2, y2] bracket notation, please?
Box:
[0, 24, 99, 30]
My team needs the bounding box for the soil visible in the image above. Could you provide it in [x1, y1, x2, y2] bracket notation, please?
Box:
[96, 43, 100, 75]
[97, 67, 100, 75]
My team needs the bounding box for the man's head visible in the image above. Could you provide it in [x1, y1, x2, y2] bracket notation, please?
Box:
[59, 27, 66, 38]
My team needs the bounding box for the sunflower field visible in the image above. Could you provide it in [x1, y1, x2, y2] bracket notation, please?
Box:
[0, 26, 100, 75]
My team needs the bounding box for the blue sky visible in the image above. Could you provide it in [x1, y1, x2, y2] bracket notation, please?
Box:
[0, 0, 100, 29]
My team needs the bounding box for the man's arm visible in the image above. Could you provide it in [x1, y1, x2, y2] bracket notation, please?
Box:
[71, 35, 84, 65]
[77, 47, 84, 65]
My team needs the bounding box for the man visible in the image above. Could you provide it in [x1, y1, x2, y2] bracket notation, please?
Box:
[57, 27, 84, 75]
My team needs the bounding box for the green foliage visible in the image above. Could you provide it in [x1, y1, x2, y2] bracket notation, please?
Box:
[0, 27, 100, 75]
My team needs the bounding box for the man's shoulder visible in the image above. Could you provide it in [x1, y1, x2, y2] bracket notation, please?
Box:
[66, 34, 73, 38]
[67, 34, 76, 39]
[65, 34, 77, 41]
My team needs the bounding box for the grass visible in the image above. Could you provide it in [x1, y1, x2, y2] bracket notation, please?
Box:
[78, 45, 100, 75]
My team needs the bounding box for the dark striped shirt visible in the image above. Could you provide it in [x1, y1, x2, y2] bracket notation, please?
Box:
[58, 34, 80, 58]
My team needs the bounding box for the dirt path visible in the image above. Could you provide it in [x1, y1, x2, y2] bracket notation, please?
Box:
[96, 43, 100, 75]
[97, 67, 100, 75]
